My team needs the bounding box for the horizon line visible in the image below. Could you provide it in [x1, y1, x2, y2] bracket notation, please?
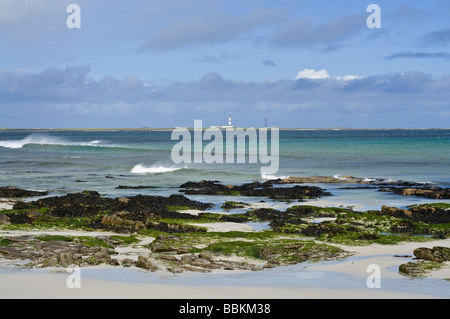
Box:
[1, 127, 449, 131]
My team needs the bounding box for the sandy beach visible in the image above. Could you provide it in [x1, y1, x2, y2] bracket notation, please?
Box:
[0, 201, 13, 211]
[0, 225, 449, 299]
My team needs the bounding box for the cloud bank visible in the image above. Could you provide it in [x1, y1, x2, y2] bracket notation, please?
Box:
[1, 66, 449, 129]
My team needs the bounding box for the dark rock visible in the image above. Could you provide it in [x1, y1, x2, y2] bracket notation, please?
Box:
[115, 185, 159, 189]
[379, 205, 450, 224]
[99, 214, 146, 233]
[301, 223, 346, 237]
[158, 254, 178, 262]
[279, 176, 427, 187]
[179, 180, 330, 200]
[414, 246, 450, 262]
[121, 258, 136, 267]
[390, 220, 416, 233]
[221, 201, 248, 209]
[8, 212, 34, 224]
[245, 208, 284, 221]
[0, 214, 10, 224]
[146, 221, 206, 234]
[356, 233, 380, 240]
[218, 215, 250, 223]
[0, 237, 119, 268]
[399, 261, 425, 277]
[0, 186, 48, 198]
[136, 256, 159, 271]
[13, 191, 213, 224]
[379, 186, 450, 199]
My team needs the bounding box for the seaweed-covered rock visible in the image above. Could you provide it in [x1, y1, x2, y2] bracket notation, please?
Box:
[180, 180, 330, 200]
[0, 214, 10, 224]
[259, 242, 348, 266]
[300, 223, 346, 238]
[399, 261, 429, 277]
[399, 246, 450, 277]
[0, 186, 48, 198]
[136, 255, 160, 271]
[279, 176, 425, 187]
[221, 201, 248, 210]
[379, 205, 450, 224]
[99, 213, 147, 233]
[379, 186, 450, 199]
[414, 246, 450, 262]
[0, 237, 118, 267]
[13, 192, 213, 221]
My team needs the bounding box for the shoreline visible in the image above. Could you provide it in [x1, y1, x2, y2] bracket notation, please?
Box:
[1, 181, 449, 299]
[0, 238, 448, 299]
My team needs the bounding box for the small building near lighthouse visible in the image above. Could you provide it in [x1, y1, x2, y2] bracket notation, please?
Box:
[221, 115, 234, 129]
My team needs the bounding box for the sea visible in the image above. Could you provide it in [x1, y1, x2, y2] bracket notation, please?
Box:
[1, 128, 450, 298]
[0, 129, 449, 212]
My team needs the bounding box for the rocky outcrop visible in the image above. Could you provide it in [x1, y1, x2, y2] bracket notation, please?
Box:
[14, 192, 212, 218]
[0, 236, 119, 267]
[379, 205, 450, 224]
[274, 176, 450, 200]
[1, 190, 217, 235]
[180, 180, 330, 200]
[413, 246, 450, 262]
[299, 223, 347, 238]
[277, 176, 425, 186]
[221, 201, 249, 210]
[0, 186, 48, 198]
[115, 185, 159, 189]
[399, 246, 450, 277]
[10, 192, 213, 233]
[379, 186, 450, 199]
[259, 241, 349, 268]
[136, 256, 160, 271]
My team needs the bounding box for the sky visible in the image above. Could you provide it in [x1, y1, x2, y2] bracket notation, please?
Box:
[0, 0, 450, 129]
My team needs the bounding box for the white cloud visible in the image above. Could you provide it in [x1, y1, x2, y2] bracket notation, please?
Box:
[336, 75, 364, 81]
[2, 66, 449, 128]
[295, 68, 363, 81]
[295, 68, 330, 80]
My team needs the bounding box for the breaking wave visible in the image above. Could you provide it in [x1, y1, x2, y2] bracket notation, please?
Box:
[261, 173, 289, 180]
[130, 164, 186, 174]
[0, 134, 105, 149]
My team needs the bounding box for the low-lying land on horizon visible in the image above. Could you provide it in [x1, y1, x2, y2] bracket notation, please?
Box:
[1, 127, 449, 132]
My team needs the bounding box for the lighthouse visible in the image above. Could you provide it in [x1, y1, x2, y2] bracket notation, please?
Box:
[221, 114, 234, 128]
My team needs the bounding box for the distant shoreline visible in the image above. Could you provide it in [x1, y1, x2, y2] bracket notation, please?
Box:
[1, 127, 449, 132]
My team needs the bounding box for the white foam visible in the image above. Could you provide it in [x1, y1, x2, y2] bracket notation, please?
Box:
[261, 173, 289, 180]
[130, 164, 184, 174]
[0, 134, 103, 149]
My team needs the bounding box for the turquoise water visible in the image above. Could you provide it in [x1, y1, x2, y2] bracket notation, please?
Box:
[0, 129, 449, 202]
[278, 130, 450, 185]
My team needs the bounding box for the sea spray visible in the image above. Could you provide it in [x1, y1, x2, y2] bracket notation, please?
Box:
[0, 134, 103, 149]
[130, 164, 185, 174]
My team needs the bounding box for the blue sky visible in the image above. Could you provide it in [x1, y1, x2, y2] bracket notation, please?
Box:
[1, 0, 449, 128]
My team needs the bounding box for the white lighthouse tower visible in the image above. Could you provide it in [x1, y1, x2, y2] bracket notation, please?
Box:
[222, 114, 234, 128]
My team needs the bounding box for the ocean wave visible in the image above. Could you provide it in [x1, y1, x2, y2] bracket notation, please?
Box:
[0, 134, 104, 149]
[261, 173, 289, 180]
[130, 164, 186, 174]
